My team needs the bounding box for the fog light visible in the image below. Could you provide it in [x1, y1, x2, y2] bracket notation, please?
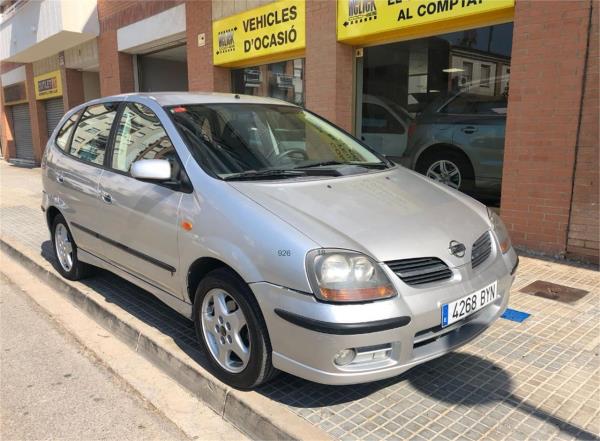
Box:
[334, 348, 356, 366]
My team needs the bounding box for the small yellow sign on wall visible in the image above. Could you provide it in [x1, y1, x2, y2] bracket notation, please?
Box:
[213, 0, 305, 67]
[34, 70, 63, 100]
[337, 0, 515, 45]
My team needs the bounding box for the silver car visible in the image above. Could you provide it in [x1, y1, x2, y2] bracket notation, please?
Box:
[41, 92, 518, 389]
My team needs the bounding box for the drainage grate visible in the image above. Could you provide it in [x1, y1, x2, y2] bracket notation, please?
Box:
[501, 308, 530, 323]
[519, 280, 589, 304]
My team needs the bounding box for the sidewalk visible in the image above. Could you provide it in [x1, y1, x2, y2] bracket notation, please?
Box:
[1, 161, 599, 441]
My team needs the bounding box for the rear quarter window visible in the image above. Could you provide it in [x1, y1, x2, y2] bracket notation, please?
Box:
[55, 111, 81, 150]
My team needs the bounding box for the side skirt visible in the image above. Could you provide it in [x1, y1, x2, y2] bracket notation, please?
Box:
[78, 248, 193, 320]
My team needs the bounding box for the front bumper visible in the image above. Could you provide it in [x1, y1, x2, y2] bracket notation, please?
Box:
[251, 246, 517, 385]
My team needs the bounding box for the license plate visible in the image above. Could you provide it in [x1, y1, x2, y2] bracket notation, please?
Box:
[441, 281, 498, 328]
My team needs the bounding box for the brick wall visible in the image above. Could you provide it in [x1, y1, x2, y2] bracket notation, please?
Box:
[61, 68, 85, 111]
[500, 0, 593, 259]
[186, 0, 230, 92]
[567, 3, 599, 263]
[0, 61, 22, 74]
[305, 0, 354, 132]
[97, 0, 183, 32]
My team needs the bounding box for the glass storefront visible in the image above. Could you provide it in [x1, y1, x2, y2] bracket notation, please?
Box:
[357, 23, 513, 203]
[232, 59, 305, 106]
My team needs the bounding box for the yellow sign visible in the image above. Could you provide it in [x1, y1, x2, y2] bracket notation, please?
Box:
[337, 0, 515, 44]
[34, 69, 62, 100]
[213, 0, 305, 67]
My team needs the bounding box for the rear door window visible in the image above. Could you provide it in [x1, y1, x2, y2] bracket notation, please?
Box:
[69, 103, 119, 165]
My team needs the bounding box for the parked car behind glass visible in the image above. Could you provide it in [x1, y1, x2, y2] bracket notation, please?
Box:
[360, 94, 413, 160]
[42, 92, 517, 389]
[401, 92, 507, 201]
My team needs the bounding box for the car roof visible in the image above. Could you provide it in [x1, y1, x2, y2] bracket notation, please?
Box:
[108, 92, 299, 107]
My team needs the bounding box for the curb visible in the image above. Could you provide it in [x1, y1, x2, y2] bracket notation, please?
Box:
[0, 234, 331, 441]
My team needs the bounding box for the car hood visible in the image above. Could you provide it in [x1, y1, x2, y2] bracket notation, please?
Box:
[229, 167, 491, 267]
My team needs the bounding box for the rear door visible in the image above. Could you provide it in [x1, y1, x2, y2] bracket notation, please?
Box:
[59, 102, 119, 256]
[449, 95, 506, 181]
[97, 101, 184, 297]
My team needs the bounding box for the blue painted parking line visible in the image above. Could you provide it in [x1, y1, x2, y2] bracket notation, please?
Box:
[501, 308, 531, 323]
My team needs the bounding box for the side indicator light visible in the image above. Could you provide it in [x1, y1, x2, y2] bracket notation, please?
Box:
[181, 221, 193, 231]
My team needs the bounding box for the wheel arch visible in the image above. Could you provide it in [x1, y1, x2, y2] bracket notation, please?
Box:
[187, 257, 247, 304]
[46, 205, 63, 231]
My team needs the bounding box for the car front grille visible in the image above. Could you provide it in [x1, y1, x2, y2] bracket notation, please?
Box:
[386, 257, 453, 286]
[471, 231, 492, 269]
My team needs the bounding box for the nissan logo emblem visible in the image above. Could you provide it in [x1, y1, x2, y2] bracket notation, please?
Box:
[449, 240, 466, 258]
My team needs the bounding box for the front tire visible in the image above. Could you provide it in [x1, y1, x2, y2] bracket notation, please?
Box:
[193, 268, 276, 389]
[51, 214, 92, 281]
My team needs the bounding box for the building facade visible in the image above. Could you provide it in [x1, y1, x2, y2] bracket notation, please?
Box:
[0, 0, 598, 264]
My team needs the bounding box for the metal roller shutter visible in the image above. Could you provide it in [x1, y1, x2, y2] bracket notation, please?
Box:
[45, 98, 64, 138]
[10, 104, 35, 162]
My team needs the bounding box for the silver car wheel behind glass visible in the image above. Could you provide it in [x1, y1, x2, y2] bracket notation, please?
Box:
[201, 288, 251, 373]
[55, 223, 74, 272]
[426, 160, 462, 189]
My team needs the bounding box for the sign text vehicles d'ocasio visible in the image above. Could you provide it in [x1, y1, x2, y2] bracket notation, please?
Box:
[337, 0, 515, 44]
[213, 0, 305, 67]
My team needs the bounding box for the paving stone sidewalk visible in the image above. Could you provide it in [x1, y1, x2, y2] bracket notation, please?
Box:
[1, 162, 599, 441]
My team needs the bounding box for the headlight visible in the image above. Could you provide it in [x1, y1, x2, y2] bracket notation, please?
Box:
[306, 250, 396, 302]
[487, 208, 512, 254]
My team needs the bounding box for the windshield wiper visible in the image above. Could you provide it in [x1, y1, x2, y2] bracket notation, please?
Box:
[224, 166, 344, 181]
[223, 169, 308, 181]
[295, 161, 389, 170]
[294, 160, 345, 169]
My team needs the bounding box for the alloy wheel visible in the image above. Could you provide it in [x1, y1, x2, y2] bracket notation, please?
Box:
[201, 288, 251, 373]
[426, 159, 462, 189]
[55, 223, 74, 272]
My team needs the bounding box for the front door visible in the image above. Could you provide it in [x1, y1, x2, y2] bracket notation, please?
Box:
[97, 102, 183, 297]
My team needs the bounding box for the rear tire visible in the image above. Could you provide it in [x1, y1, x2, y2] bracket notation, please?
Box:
[51, 214, 92, 281]
[193, 268, 276, 389]
[416, 148, 475, 195]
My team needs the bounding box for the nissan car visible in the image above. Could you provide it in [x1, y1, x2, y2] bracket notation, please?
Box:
[41, 92, 518, 389]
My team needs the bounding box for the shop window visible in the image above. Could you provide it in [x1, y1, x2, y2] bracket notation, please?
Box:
[232, 59, 305, 106]
[357, 22, 513, 204]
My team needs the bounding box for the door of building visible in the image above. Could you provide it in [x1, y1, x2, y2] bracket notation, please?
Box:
[10, 104, 35, 162]
[45, 98, 65, 138]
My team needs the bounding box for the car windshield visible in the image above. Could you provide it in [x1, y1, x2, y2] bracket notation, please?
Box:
[167, 103, 388, 180]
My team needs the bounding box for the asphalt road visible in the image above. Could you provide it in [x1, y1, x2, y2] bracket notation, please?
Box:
[0, 275, 189, 441]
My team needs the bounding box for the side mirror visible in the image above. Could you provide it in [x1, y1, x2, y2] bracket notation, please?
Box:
[130, 159, 171, 181]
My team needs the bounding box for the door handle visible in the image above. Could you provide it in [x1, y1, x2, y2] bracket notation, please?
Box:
[462, 126, 477, 134]
[56, 173, 64, 184]
[101, 192, 112, 204]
